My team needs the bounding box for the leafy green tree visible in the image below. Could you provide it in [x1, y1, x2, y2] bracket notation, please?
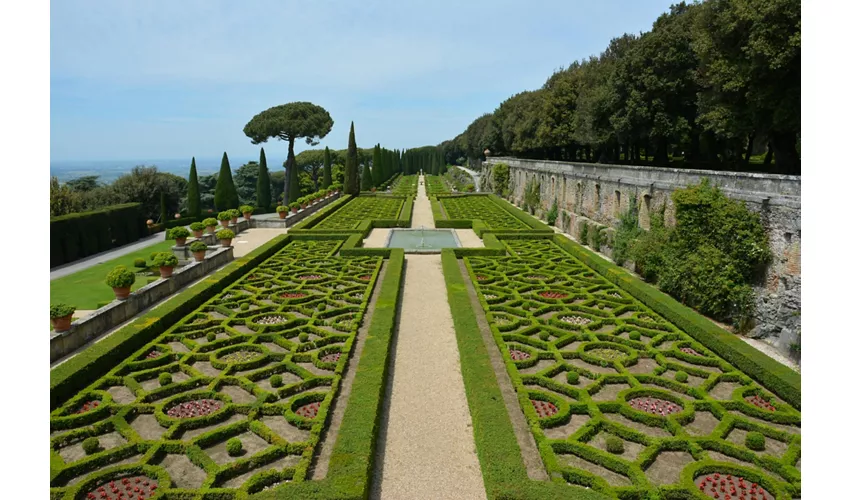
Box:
[65, 175, 100, 192]
[322, 146, 332, 189]
[257, 147, 271, 209]
[243, 102, 334, 204]
[187, 157, 201, 217]
[214, 152, 239, 211]
[234, 161, 259, 205]
[111, 166, 187, 220]
[344, 122, 359, 195]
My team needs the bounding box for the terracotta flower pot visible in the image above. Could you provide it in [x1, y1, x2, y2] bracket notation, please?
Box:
[51, 314, 73, 333]
[193, 230, 203, 238]
[230, 217, 238, 224]
[193, 251, 206, 262]
[113, 286, 131, 300]
[244, 212, 252, 220]
[278, 211, 287, 219]
[160, 266, 174, 278]
[291, 208, 298, 214]
[220, 238, 233, 247]
[221, 220, 230, 228]
[206, 225, 216, 234]
[175, 237, 187, 246]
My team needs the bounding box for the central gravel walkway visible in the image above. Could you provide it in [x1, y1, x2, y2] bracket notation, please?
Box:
[372, 176, 486, 499]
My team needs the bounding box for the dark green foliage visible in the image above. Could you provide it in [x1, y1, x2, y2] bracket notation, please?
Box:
[344, 122, 360, 195]
[270, 374, 283, 388]
[206, 332, 217, 342]
[322, 146, 332, 189]
[674, 370, 688, 383]
[240, 302, 249, 311]
[605, 435, 624, 454]
[566, 371, 580, 385]
[187, 157, 201, 218]
[745, 431, 766, 451]
[579, 221, 589, 245]
[226, 437, 243, 456]
[629, 331, 642, 341]
[105, 266, 136, 288]
[214, 152, 240, 211]
[372, 144, 383, 185]
[133, 258, 147, 268]
[360, 165, 374, 191]
[50, 303, 76, 319]
[189, 241, 208, 253]
[257, 148, 271, 210]
[81, 437, 100, 455]
[160, 191, 168, 224]
[50, 203, 146, 267]
[158, 372, 173, 386]
[546, 202, 558, 226]
[613, 195, 641, 265]
[298, 332, 309, 342]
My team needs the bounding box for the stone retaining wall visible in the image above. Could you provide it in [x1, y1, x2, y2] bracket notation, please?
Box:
[50, 246, 234, 363]
[252, 192, 340, 228]
[481, 157, 801, 356]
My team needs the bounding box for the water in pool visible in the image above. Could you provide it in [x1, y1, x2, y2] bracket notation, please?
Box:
[387, 228, 459, 251]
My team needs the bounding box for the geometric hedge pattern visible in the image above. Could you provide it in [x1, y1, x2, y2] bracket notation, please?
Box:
[313, 196, 403, 230]
[389, 175, 418, 196]
[466, 239, 801, 499]
[50, 240, 381, 497]
[424, 175, 449, 195]
[441, 196, 530, 230]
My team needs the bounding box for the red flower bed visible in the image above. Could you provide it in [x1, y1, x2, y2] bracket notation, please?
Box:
[166, 399, 223, 419]
[298, 275, 322, 280]
[476, 275, 487, 281]
[531, 399, 558, 418]
[321, 352, 341, 363]
[680, 347, 702, 356]
[145, 351, 161, 360]
[86, 475, 159, 500]
[74, 400, 101, 414]
[628, 396, 683, 416]
[509, 349, 531, 361]
[539, 291, 569, 299]
[695, 473, 774, 500]
[358, 275, 372, 281]
[280, 293, 307, 299]
[295, 401, 322, 419]
[745, 395, 776, 412]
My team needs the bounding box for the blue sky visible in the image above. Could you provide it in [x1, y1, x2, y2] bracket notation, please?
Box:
[51, 0, 676, 162]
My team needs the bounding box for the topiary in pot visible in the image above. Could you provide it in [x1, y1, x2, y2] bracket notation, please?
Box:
[168, 226, 190, 246]
[216, 229, 235, 247]
[226, 437, 242, 456]
[50, 303, 76, 332]
[190, 221, 205, 238]
[189, 241, 208, 262]
[270, 374, 283, 388]
[82, 437, 100, 455]
[276, 205, 289, 219]
[203, 217, 218, 234]
[217, 211, 231, 227]
[240, 205, 254, 219]
[228, 209, 240, 223]
[158, 372, 173, 386]
[106, 265, 136, 300]
[289, 202, 299, 213]
[605, 435, 625, 454]
[745, 431, 766, 451]
[153, 252, 179, 278]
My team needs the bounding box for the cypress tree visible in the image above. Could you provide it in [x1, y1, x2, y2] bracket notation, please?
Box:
[160, 191, 168, 223]
[361, 164, 374, 191]
[322, 146, 332, 189]
[215, 151, 239, 211]
[372, 144, 383, 186]
[344, 122, 360, 195]
[257, 147, 271, 209]
[285, 149, 300, 204]
[187, 157, 201, 218]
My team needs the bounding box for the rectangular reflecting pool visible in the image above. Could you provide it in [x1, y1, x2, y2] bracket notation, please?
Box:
[386, 228, 460, 252]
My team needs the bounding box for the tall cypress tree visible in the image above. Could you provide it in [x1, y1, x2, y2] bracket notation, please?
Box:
[187, 157, 201, 218]
[322, 146, 332, 189]
[215, 151, 239, 211]
[361, 164, 374, 191]
[160, 191, 168, 223]
[372, 144, 383, 186]
[344, 122, 359, 195]
[257, 147, 271, 209]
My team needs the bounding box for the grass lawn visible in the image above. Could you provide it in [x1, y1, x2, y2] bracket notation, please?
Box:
[50, 240, 176, 310]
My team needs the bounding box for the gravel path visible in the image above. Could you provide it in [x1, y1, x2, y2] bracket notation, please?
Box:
[372, 176, 486, 499]
[410, 175, 435, 227]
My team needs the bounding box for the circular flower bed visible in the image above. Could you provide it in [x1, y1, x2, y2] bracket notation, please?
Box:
[146, 350, 162, 360]
[74, 400, 101, 414]
[680, 347, 702, 356]
[531, 399, 558, 418]
[628, 396, 682, 416]
[280, 292, 307, 299]
[588, 347, 628, 361]
[220, 350, 261, 363]
[298, 275, 322, 280]
[255, 315, 286, 325]
[560, 315, 592, 326]
[539, 291, 569, 299]
[745, 395, 776, 412]
[509, 349, 531, 361]
[358, 275, 372, 281]
[295, 401, 322, 419]
[695, 473, 774, 500]
[166, 399, 223, 419]
[86, 476, 159, 500]
[321, 352, 341, 363]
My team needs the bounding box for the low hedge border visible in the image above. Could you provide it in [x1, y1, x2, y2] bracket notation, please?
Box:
[50, 233, 295, 410]
[552, 235, 801, 410]
[286, 195, 353, 231]
[487, 194, 555, 232]
[441, 250, 611, 500]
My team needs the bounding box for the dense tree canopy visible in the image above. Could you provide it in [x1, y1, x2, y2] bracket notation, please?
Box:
[444, 0, 799, 174]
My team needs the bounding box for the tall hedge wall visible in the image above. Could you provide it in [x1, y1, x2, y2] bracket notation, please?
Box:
[50, 203, 146, 267]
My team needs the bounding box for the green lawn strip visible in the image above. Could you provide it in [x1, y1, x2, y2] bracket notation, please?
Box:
[49, 234, 293, 410]
[552, 235, 801, 410]
[50, 240, 175, 310]
[441, 250, 611, 500]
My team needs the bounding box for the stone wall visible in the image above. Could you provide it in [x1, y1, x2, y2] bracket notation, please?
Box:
[481, 157, 801, 356]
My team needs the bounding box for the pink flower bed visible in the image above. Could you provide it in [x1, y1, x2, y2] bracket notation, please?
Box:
[166, 399, 223, 419]
[745, 395, 776, 412]
[86, 476, 158, 500]
[509, 349, 531, 361]
[628, 396, 683, 416]
[695, 473, 774, 500]
[680, 347, 702, 356]
[280, 293, 307, 299]
[358, 275, 372, 281]
[295, 401, 322, 419]
[539, 291, 569, 299]
[531, 399, 558, 418]
[74, 400, 101, 414]
[321, 353, 341, 363]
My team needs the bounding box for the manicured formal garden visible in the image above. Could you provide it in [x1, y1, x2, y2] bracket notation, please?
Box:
[389, 174, 418, 196]
[441, 195, 531, 230]
[462, 238, 801, 499]
[312, 196, 404, 230]
[50, 238, 391, 498]
[424, 174, 450, 195]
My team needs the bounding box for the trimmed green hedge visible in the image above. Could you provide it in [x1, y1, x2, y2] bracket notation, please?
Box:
[51, 203, 147, 267]
[488, 194, 554, 232]
[552, 235, 801, 410]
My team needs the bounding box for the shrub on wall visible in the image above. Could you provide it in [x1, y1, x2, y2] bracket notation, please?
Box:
[612, 195, 640, 265]
[546, 202, 558, 226]
[492, 163, 510, 197]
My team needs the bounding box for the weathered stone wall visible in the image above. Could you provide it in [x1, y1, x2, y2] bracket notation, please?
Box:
[481, 157, 801, 356]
